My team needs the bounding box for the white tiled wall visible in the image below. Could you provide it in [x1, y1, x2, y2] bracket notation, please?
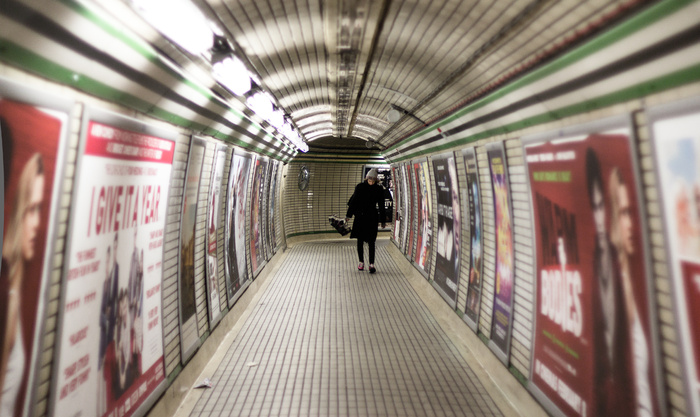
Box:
[283, 162, 367, 238]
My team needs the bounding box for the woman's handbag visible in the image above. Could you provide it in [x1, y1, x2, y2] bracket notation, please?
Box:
[328, 215, 351, 236]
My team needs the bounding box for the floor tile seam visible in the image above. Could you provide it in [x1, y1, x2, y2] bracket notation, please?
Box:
[303, 252, 329, 416]
[203, 249, 313, 413]
[363, 287, 442, 416]
[380, 247, 500, 412]
[362, 252, 430, 413]
[236, 273, 307, 413]
[347, 253, 410, 417]
[385, 245, 504, 415]
[283, 260, 327, 417]
[192, 268, 300, 415]
[345, 258, 377, 416]
[362, 286, 422, 416]
[257, 256, 321, 417]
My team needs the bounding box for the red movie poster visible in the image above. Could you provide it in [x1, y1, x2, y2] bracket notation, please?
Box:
[525, 122, 660, 417]
[1, 83, 70, 417]
[53, 110, 174, 417]
[392, 165, 401, 244]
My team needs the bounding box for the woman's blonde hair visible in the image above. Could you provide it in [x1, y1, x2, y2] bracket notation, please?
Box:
[3, 153, 44, 284]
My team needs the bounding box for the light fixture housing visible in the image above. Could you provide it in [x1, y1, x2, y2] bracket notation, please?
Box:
[212, 55, 251, 96]
[386, 108, 402, 123]
[131, 0, 214, 56]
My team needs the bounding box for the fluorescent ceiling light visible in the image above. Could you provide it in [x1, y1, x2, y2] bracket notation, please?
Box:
[132, 0, 213, 55]
[212, 56, 251, 96]
[247, 92, 274, 122]
[269, 108, 285, 129]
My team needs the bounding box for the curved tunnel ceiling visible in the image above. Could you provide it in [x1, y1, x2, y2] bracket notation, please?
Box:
[190, 0, 650, 151]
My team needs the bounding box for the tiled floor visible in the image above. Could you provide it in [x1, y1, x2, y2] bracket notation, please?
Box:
[182, 239, 543, 417]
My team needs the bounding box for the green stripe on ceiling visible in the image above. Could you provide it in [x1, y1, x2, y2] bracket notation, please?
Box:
[386, 0, 695, 152]
[389, 63, 700, 162]
[56, 0, 280, 143]
[0, 39, 289, 160]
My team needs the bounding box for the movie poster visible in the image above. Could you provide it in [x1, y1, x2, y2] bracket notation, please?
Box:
[406, 163, 416, 259]
[649, 99, 700, 417]
[267, 161, 279, 254]
[225, 151, 251, 307]
[0, 80, 70, 417]
[179, 137, 205, 359]
[392, 165, 401, 244]
[53, 108, 173, 417]
[431, 152, 461, 305]
[486, 142, 514, 360]
[463, 147, 483, 330]
[250, 156, 268, 277]
[205, 145, 225, 327]
[400, 164, 410, 254]
[413, 159, 432, 277]
[524, 118, 661, 417]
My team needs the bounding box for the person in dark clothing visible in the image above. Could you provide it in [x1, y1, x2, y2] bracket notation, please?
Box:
[346, 169, 386, 273]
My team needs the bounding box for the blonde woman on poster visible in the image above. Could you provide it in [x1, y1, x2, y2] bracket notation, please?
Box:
[1, 153, 44, 416]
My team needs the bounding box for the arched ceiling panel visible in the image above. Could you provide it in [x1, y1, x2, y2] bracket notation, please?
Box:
[188, 0, 652, 150]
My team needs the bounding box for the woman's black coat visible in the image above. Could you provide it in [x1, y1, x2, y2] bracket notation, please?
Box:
[346, 181, 386, 241]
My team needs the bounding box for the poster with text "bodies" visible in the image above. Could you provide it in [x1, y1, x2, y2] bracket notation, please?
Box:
[525, 127, 660, 417]
[54, 116, 173, 417]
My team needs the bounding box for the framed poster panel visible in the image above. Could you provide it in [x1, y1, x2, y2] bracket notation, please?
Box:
[205, 144, 225, 328]
[264, 161, 276, 258]
[412, 159, 433, 278]
[485, 142, 515, 364]
[268, 161, 281, 253]
[391, 165, 401, 245]
[52, 107, 174, 417]
[431, 152, 461, 308]
[523, 116, 663, 417]
[0, 78, 71, 417]
[400, 163, 410, 253]
[224, 150, 252, 308]
[462, 147, 484, 332]
[250, 156, 268, 277]
[403, 162, 415, 260]
[178, 137, 206, 360]
[260, 160, 271, 263]
[649, 97, 700, 417]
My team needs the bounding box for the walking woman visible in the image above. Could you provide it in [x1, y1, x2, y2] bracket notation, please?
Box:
[346, 169, 386, 273]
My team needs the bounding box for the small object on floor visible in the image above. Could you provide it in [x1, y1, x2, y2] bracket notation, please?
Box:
[358, 262, 364, 271]
[195, 378, 212, 389]
[369, 264, 376, 274]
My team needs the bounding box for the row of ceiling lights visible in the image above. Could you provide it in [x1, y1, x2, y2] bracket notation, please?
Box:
[129, 0, 309, 153]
